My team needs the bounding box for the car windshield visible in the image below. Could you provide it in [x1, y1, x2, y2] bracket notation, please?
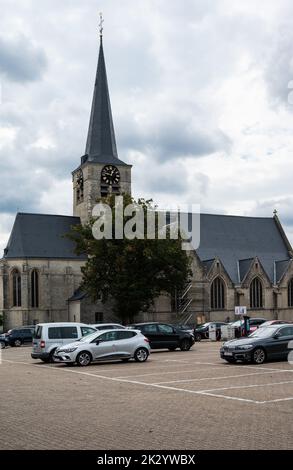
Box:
[79, 332, 100, 343]
[249, 328, 275, 338]
[259, 321, 272, 328]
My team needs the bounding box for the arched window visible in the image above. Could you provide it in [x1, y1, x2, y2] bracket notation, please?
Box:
[288, 279, 293, 308]
[31, 270, 39, 308]
[12, 269, 21, 307]
[250, 277, 263, 308]
[211, 277, 225, 310]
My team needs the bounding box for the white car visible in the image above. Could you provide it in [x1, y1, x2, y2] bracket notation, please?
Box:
[32, 323, 97, 363]
[54, 329, 150, 366]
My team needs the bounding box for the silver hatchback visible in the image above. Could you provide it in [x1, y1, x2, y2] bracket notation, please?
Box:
[54, 329, 150, 366]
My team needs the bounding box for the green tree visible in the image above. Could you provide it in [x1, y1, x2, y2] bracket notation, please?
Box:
[68, 194, 192, 324]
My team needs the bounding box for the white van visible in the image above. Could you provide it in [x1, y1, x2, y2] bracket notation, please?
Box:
[31, 323, 97, 363]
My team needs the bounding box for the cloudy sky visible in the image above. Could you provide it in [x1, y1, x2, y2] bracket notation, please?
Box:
[1, 0, 293, 253]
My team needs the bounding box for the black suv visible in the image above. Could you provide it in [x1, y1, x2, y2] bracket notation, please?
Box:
[129, 322, 195, 351]
[6, 327, 35, 347]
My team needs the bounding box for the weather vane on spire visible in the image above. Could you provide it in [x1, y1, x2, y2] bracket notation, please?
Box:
[99, 12, 104, 38]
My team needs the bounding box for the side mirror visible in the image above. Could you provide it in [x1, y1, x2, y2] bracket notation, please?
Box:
[273, 333, 280, 339]
[95, 340, 100, 345]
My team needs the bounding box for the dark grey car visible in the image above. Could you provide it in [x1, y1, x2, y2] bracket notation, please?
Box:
[220, 324, 293, 364]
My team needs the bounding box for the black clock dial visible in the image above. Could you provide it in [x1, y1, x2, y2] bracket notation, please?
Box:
[101, 165, 120, 185]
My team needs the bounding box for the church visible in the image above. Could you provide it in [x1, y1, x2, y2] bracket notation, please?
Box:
[1, 29, 293, 331]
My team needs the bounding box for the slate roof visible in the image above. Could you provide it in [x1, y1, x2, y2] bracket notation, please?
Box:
[83, 38, 128, 167]
[202, 259, 215, 273]
[4, 213, 86, 260]
[196, 214, 292, 284]
[238, 258, 254, 282]
[3, 212, 292, 286]
[275, 259, 292, 283]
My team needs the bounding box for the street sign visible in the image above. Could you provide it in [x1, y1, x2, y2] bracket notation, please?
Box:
[235, 306, 247, 316]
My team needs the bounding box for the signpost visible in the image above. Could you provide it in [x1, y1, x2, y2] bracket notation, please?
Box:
[235, 306, 247, 316]
[235, 306, 250, 336]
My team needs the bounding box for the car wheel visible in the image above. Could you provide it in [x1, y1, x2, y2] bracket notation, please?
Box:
[195, 333, 201, 342]
[134, 347, 149, 362]
[49, 349, 57, 363]
[40, 358, 51, 363]
[252, 348, 266, 365]
[180, 339, 191, 351]
[76, 351, 92, 367]
[14, 339, 22, 347]
[0, 342, 5, 349]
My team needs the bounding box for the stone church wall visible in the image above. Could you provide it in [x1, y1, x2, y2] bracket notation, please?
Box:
[0, 258, 84, 330]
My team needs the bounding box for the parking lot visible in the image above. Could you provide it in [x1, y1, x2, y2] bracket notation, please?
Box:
[0, 341, 292, 450]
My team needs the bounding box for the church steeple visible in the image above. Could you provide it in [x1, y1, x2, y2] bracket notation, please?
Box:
[73, 15, 132, 224]
[83, 15, 121, 165]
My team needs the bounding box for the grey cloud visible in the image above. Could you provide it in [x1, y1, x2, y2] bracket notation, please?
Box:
[0, 34, 47, 82]
[118, 115, 231, 162]
[263, 18, 293, 105]
[252, 197, 293, 239]
[1, 0, 293, 251]
[143, 171, 187, 195]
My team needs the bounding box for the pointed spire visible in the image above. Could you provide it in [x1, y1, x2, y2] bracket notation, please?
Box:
[84, 14, 122, 165]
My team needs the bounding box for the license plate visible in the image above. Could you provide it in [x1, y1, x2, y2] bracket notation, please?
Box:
[224, 351, 233, 356]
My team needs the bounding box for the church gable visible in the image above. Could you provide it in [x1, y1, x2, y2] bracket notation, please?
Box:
[204, 257, 233, 288]
[241, 257, 272, 289]
[196, 213, 292, 284]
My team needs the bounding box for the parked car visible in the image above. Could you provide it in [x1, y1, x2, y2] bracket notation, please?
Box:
[128, 322, 195, 351]
[194, 322, 227, 341]
[232, 317, 266, 337]
[6, 326, 35, 347]
[259, 320, 292, 328]
[172, 324, 195, 338]
[54, 329, 150, 366]
[31, 322, 97, 363]
[91, 323, 126, 331]
[220, 324, 293, 364]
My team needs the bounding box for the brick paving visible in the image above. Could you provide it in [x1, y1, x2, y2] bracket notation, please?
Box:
[0, 342, 292, 450]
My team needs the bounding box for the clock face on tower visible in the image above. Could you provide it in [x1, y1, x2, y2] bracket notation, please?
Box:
[101, 165, 120, 185]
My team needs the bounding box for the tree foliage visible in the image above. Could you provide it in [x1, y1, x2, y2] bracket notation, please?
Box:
[68, 194, 192, 323]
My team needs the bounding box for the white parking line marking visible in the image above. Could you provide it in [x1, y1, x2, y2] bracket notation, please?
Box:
[2, 358, 207, 374]
[2, 358, 293, 406]
[197, 380, 293, 393]
[164, 359, 293, 373]
[259, 397, 293, 404]
[196, 392, 258, 404]
[153, 370, 288, 385]
[116, 367, 223, 379]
